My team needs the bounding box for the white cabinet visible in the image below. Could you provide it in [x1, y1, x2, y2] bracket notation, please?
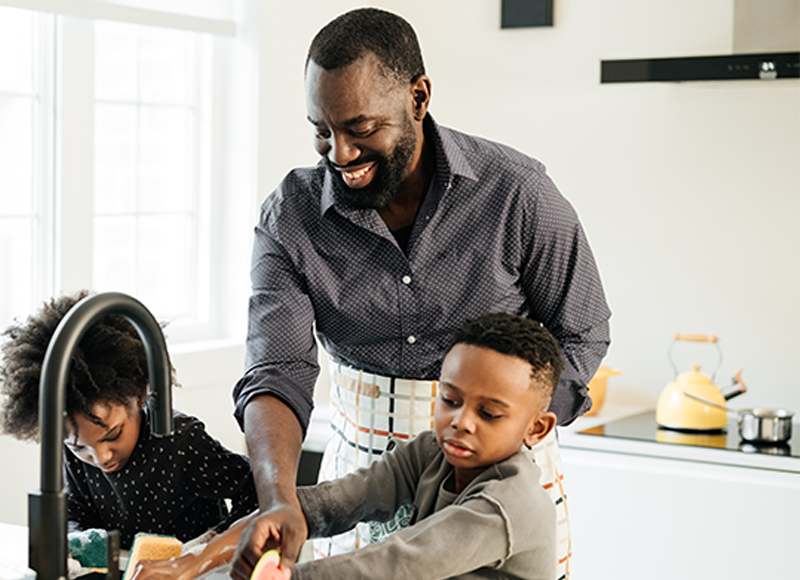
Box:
[560, 418, 800, 580]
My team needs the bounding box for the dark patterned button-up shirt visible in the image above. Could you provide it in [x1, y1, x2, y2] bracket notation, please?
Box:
[233, 115, 611, 430]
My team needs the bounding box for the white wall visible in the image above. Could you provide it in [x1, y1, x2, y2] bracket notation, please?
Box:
[257, 0, 800, 413]
[3, 0, 797, 527]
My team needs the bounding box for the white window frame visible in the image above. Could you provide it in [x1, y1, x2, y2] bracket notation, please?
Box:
[1, 0, 257, 350]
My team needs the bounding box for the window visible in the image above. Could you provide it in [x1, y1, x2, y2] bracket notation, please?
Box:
[92, 21, 212, 330]
[0, 8, 53, 328]
[0, 2, 250, 345]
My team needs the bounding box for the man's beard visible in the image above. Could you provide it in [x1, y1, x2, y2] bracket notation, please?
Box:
[326, 117, 417, 210]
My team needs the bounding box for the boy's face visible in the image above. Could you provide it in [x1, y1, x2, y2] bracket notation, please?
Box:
[435, 344, 556, 488]
[64, 396, 142, 473]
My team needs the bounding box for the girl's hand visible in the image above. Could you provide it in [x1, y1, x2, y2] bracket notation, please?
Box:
[127, 554, 199, 580]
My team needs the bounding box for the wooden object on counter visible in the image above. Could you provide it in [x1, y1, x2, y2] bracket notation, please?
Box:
[584, 367, 621, 416]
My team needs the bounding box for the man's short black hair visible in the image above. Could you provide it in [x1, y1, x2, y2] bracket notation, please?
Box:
[446, 313, 564, 398]
[306, 7, 425, 86]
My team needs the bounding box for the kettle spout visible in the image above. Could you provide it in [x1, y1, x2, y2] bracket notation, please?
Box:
[723, 369, 747, 401]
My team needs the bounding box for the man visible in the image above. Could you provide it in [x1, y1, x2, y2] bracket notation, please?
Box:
[231, 8, 610, 580]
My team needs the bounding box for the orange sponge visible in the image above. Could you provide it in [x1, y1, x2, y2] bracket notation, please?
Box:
[123, 534, 182, 580]
[251, 550, 284, 580]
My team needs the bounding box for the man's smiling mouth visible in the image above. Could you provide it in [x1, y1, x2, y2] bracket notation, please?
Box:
[339, 162, 376, 188]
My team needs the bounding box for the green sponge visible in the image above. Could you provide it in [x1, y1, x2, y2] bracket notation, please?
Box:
[68, 529, 108, 568]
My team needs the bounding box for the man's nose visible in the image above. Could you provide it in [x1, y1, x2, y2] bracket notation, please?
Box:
[328, 133, 360, 167]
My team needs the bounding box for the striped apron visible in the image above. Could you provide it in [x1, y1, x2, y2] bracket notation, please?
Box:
[314, 357, 572, 580]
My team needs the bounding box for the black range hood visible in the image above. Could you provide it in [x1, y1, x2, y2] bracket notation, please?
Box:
[601, 51, 800, 83]
[600, 0, 799, 84]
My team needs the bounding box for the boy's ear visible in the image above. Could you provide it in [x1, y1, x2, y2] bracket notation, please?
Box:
[524, 411, 557, 447]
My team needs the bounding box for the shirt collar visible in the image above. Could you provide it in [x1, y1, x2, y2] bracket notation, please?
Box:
[425, 113, 477, 185]
[319, 113, 477, 219]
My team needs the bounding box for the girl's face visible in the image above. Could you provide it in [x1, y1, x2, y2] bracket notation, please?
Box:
[64, 396, 143, 473]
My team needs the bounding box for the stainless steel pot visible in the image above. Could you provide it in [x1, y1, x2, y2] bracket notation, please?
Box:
[737, 408, 794, 443]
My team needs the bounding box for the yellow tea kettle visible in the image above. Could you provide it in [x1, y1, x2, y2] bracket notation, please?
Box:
[656, 333, 746, 431]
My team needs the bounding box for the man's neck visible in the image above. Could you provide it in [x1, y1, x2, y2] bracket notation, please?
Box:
[378, 131, 435, 231]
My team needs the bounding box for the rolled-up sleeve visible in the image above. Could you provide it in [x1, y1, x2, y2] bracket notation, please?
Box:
[232, 205, 319, 435]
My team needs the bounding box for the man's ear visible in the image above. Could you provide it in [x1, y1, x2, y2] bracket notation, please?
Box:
[409, 75, 432, 121]
[524, 411, 557, 447]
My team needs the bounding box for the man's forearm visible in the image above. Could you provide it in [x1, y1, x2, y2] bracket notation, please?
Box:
[243, 395, 304, 509]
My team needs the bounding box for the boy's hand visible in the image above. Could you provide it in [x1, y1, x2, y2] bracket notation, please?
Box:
[230, 503, 306, 580]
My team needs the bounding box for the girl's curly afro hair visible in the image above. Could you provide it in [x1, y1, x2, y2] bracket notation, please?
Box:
[0, 290, 157, 441]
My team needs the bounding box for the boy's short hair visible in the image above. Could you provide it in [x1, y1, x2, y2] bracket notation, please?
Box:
[446, 313, 564, 398]
[306, 7, 426, 87]
[0, 291, 153, 441]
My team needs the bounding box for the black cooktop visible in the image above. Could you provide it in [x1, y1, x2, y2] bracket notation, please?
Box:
[578, 411, 799, 458]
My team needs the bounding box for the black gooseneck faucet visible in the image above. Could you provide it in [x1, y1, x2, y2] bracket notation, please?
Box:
[28, 292, 174, 580]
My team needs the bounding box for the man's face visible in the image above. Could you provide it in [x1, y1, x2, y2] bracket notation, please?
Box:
[305, 54, 420, 209]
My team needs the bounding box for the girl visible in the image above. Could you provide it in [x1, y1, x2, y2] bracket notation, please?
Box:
[0, 291, 258, 549]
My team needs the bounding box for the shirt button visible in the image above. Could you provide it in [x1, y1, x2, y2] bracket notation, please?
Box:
[407, 335, 417, 344]
[402, 275, 412, 285]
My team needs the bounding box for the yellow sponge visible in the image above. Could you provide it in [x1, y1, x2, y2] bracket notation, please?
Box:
[251, 550, 283, 580]
[123, 534, 183, 580]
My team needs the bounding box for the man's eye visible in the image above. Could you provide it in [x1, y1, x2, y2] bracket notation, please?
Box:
[315, 130, 331, 139]
[350, 128, 373, 138]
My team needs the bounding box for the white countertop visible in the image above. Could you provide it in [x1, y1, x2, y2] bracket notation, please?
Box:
[0, 523, 27, 565]
[559, 402, 800, 473]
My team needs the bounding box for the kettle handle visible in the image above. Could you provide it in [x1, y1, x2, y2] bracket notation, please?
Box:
[674, 333, 718, 343]
[668, 332, 723, 380]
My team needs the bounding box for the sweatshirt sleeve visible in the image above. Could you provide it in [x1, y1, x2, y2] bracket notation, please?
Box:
[293, 495, 519, 580]
[297, 434, 437, 539]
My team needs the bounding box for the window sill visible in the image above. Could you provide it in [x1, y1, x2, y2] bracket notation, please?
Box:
[168, 338, 245, 390]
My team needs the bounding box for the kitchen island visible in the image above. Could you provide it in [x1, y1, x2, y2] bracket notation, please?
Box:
[0, 523, 236, 580]
[559, 403, 800, 580]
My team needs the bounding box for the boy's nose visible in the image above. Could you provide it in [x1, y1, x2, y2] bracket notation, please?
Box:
[452, 409, 476, 433]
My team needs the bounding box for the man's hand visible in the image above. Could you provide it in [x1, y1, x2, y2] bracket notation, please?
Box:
[230, 503, 307, 580]
[234, 396, 308, 580]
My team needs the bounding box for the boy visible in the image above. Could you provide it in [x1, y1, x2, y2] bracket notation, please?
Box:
[134, 312, 561, 580]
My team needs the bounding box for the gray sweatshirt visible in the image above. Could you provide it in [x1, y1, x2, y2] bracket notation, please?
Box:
[294, 431, 556, 580]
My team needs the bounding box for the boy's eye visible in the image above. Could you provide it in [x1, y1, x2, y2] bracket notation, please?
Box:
[439, 393, 459, 407]
[480, 409, 502, 420]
